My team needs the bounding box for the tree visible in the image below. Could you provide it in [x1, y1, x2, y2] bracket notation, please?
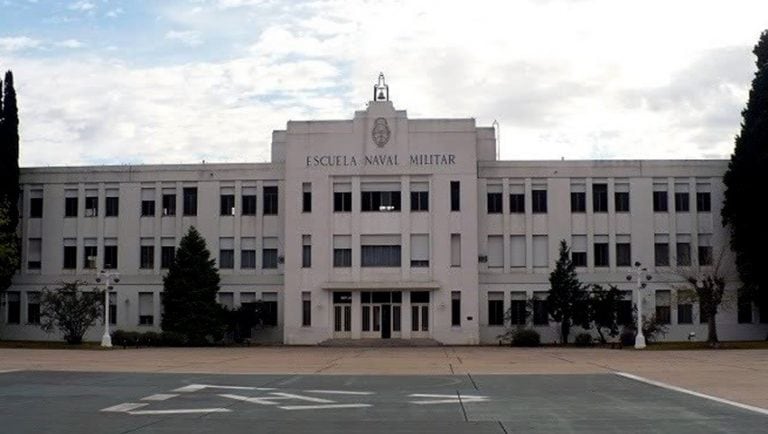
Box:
[722, 30, 768, 310]
[546, 240, 590, 344]
[588, 284, 622, 344]
[224, 301, 264, 343]
[0, 71, 20, 296]
[40, 281, 103, 344]
[161, 226, 225, 345]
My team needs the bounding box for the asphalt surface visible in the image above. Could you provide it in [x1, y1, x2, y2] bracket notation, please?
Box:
[0, 371, 765, 433]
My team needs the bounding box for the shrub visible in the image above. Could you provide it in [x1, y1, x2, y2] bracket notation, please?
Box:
[111, 330, 141, 347]
[160, 331, 187, 347]
[511, 329, 540, 347]
[140, 331, 162, 346]
[574, 332, 593, 347]
[620, 329, 635, 347]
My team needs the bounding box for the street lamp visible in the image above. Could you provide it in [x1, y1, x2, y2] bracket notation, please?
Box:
[626, 261, 652, 349]
[95, 269, 120, 348]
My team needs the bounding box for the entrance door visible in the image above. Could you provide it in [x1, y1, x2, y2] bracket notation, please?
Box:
[381, 304, 391, 339]
[333, 291, 352, 338]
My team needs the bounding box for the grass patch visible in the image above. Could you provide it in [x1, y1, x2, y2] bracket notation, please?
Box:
[0, 340, 110, 350]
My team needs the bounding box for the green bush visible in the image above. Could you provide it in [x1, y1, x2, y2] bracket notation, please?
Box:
[111, 330, 141, 346]
[140, 331, 162, 346]
[511, 329, 540, 347]
[620, 329, 635, 346]
[160, 331, 187, 347]
[574, 333, 593, 347]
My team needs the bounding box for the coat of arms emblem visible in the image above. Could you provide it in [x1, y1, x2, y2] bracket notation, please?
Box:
[371, 117, 391, 147]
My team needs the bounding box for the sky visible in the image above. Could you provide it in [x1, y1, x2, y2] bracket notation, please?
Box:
[1, 0, 767, 167]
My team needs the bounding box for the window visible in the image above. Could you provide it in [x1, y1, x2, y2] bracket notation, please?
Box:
[138, 292, 154, 325]
[219, 237, 234, 269]
[533, 293, 548, 325]
[696, 192, 711, 212]
[698, 234, 713, 266]
[450, 181, 460, 211]
[571, 235, 587, 267]
[488, 292, 504, 326]
[27, 292, 40, 324]
[85, 194, 98, 217]
[27, 238, 41, 269]
[655, 290, 671, 324]
[616, 235, 631, 267]
[487, 185, 502, 214]
[653, 190, 668, 212]
[7, 292, 20, 324]
[615, 183, 630, 212]
[450, 233, 461, 267]
[262, 292, 278, 326]
[411, 182, 429, 211]
[592, 183, 608, 212]
[451, 291, 461, 326]
[334, 192, 352, 212]
[509, 292, 527, 325]
[361, 190, 401, 212]
[333, 235, 352, 268]
[410, 234, 429, 267]
[361, 245, 401, 267]
[217, 292, 234, 310]
[532, 188, 547, 213]
[532, 235, 548, 268]
[678, 291, 693, 324]
[487, 235, 503, 268]
[675, 192, 690, 212]
[220, 193, 235, 216]
[302, 183, 312, 213]
[83, 241, 97, 269]
[618, 291, 633, 326]
[738, 294, 753, 324]
[63, 241, 77, 269]
[594, 241, 609, 267]
[65, 196, 78, 217]
[302, 292, 311, 327]
[570, 192, 586, 213]
[183, 187, 197, 216]
[104, 243, 118, 269]
[30, 195, 43, 218]
[654, 234, 670, 267]
[262, 237, 278, 269]
[242, 189, 257, 215]
[162, 192, 176, 216]
[140, 244, 154, 269]
[105, 194, 119, 217]
[241, 237, 256, 269]
[509, 194, 525, 213]
[510, 235, 526, 268]
[302, 235, 311, 268]
[410, 291, 429, 332]
[676, 236, 692, 266]
[161, 245, 175, 269]
[263, 186, 278, 215]
[141, 200, 155, 217]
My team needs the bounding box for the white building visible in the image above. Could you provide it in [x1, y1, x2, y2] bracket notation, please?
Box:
[3, 77, 767, 344]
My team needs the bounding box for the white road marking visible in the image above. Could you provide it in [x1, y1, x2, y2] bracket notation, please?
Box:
[304, 390, 375, 396]
[219, 393, 282, 405]
[615, 372, 768, 416]
[128, 408, 231, 415]
[408, 393, 489, 405]
[219, 392, 335, 405]
[269, 392, 334, 403]
[141, 394, 178, 401]
[101, 403, 148, 412]
[173, 384, 274, 393]
[0, 369, 21, 374]
[278, 404, 372, 411]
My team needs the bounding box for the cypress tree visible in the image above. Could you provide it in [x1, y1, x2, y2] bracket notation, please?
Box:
[722, 30, 768, 308]
[0, 70, 20, 294]
[161, 226, 225, 344]
[546, 240, 590, 344]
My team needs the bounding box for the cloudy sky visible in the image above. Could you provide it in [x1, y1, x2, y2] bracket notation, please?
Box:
[1, 0, 767, 167]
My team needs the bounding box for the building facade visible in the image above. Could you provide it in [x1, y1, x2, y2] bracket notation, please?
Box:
[3, 83, 767, 344]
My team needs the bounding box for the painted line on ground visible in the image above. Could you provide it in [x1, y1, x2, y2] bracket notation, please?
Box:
[269, 392, 334, 403]
[141, 394, 178, 401]
[173, 384, 273, 393]
[278, 404, 372, 411]
[408, 393, 489, 405]
[219, 393, 282, 405]
[129, 408, 231, 415]
[304, 390, 375, 395]
[101, 403, 148, 413]
[615, 372, 768, 417]
[0, 369, 21, 374]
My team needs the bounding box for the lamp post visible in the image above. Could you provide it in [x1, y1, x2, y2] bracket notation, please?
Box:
[96, 269, 120, 348]
[627, 261, 652, 349]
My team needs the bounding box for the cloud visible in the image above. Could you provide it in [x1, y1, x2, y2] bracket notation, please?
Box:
[0, 36, 41, 52]
[164, 30, 203, 47]
[68, 1, 95, 12]
[54, 39, 84, 49]
[105, 7, 124, 18]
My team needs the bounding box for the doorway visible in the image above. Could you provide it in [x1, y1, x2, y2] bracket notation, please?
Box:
[332, 291, 352, 338]
[361, 291, 401, 339]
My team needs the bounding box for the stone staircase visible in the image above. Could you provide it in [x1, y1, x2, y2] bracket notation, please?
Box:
[318, 338, 442, 347]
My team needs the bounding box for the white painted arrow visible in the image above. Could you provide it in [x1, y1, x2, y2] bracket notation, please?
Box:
[408, 393, 489, 405]
[173, 384, 275, 393]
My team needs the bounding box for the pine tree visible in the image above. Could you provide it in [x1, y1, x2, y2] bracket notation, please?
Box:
[161, 226, 225, 344]
[546, 240, 589, 344]
[0, 70, 20, 294]
[722, 30, 768, 308]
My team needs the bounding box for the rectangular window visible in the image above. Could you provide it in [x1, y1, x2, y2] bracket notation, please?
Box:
[654, 234, 670, 267]
[510, 235, 526, 268]
[219, 237, 234, 269]
[141, 200, 155, 217]
[333, 235, 352, 268]
[618, 291, 633, 326]
[6, 292, 20, 324]
[263, 186, 278, 215]
[242, 190, 257, 215]
[110, 293, 119, 325]
[241, 237, 256, 269]
[361, 190, 401, 212]
[27, 238, 41, 269]
[678, 299, 693, 325]
[220, 194, 235, 216]
[451, 291, 461, 326]
[450, 233, 461, 267]
[30, 195, 43, 218]
[83, 240, 97, 269]
[262, 292, 278, 326]
[162, 192, 176, 216]
[262, 237, 278, 269]
[738, 294, 753, 324]
[63, 242, 77, 269]
[104, 243, 118, 269]
[570, 192, 586, 213]
[616, 235, 631, 267]
[487, 185, 502, 214]
[488, 292, 504, 326]
[594, 242, 609, 267]
[675, 192, 690, 212]
[65, 196, 78, 217]
[592, 183, 608, 212]
[105, 194, 119, 217]
[677, 239, 692, 266]
[487, 235, 503, 268]
[27, 292, 40, 324]
[183, 187, 197, 216]
[696, 192, 711, 212]
[655, 290, 671, 325]
[140, 244, 154, 269]
[410, 190, 429, 212]
[698, 234, 713, 266]
[85, 194, 98, 217]
[333, 192, 352, 212]
[302, 292, 311, 327]
[161, 245, 175, 269]
[410, 234, 429, 267]
[532, 189, 547, 213]
[533, 293, 548, 325]
[615, 183, 630, 212]
[138, 292, 154, 325]
[302, 235, 312, 268]
[218, 292, 234, 310]
[532, 235, 548, 268]
[450, 181, 460, 211]
[653, 190, 668, 212]
[361, 245, 401, 267]
[509, 292, 527, 325]
[509, 194, 525, 213]
[571, 235, 587, 267]
[302, 183, 312, 213]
